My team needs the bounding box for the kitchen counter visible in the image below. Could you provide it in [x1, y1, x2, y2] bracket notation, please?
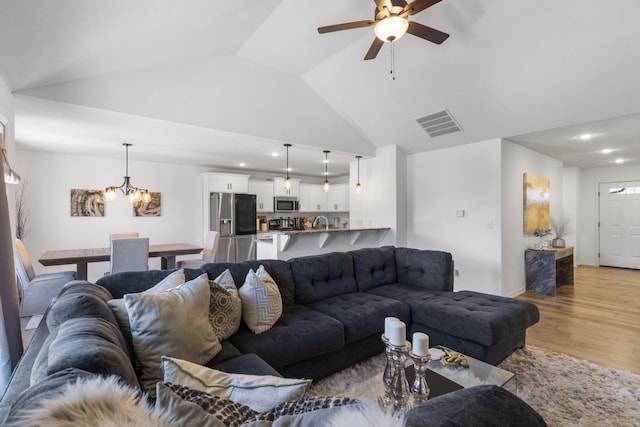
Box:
[256, 227, 391, 260]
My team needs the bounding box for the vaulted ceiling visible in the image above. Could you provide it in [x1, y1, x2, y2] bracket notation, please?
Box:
[1, 0, 639, 177]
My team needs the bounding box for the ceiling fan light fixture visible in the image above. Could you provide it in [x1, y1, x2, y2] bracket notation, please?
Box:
[374, 16, 409, 42]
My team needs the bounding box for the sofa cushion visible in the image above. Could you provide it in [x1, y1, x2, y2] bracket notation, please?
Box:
[96, 268, 203, 298]
[46, 283, 119, 333]
[409, 291, 540, 347]
[366, 283, 441, 305]
[5, 368, 97, 425]
[211, 353, 281, 377]
[45, 317, 139, 388]
[229, 305, 344, 369]
[125, 273, 222, 394]
[290, 252, 357, 305]
[395, 248, 454, 292]
[202, 260, 295, 307]
[309, 292, 411, 344]
[349, 246, 397, 291]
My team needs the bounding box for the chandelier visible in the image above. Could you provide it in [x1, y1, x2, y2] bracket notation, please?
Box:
[104, 143, 150, 203]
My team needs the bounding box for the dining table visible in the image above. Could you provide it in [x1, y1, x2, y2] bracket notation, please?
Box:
[38, 243, 203, 280]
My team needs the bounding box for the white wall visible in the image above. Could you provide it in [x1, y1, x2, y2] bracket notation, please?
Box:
[349, 145, 404, 246]
[501, 141, 564, 297]
[14, 151, 209, 282]
[407, 139, 502, 294]
[576, 164, 640, 266]
[562, 167, 580, 259]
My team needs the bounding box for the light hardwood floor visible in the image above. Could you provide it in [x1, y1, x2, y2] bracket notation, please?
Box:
[517, 265, 640, 375]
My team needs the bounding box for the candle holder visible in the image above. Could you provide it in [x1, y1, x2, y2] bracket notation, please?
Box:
[380, 335, 394, 407]
[409, 351, 431, 404]
[378, 335, 413, 411]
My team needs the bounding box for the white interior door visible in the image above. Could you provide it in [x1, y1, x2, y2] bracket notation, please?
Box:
[599, 181, 640, 269]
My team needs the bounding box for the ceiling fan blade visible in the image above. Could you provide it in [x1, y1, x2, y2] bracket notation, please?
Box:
[364, 38, 384, 60]
[318, 20, 376, 34]
[407, 21, 449, 44]
[375, 0, 393, 12]
[403, 0, 442, 16]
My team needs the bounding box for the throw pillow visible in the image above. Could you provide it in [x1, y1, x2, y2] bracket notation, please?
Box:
[125, 273, 221, 394]
[161, 356, 311, 412]
[157, 382, 358, 427]
[108, 269, 186, 347]
[239, 265, 283, 334]
[210, 269, 242, 340]
[161, 382, 256, 427]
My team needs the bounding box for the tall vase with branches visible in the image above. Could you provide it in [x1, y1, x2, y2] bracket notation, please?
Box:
[15, 180, 29, 241]
[550, 215, 570, 248]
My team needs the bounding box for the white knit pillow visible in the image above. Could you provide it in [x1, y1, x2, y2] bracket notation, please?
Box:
[239, 265, 282, 334]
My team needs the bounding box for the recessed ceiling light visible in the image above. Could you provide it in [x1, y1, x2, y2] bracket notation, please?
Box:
[239, 163, 246, 167]
[272, 152, 279, 157]
[615, 158, 625, 164]
[577, 133, 594, 140]
[601, 148, 613, 154]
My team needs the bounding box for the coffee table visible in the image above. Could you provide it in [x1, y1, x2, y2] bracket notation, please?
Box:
[406, 346, 517, 397]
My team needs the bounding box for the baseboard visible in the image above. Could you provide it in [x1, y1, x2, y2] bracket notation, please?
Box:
[504, 287, 526, 298]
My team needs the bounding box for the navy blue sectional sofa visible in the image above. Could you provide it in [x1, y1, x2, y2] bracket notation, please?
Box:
[0, 246, 542, 425]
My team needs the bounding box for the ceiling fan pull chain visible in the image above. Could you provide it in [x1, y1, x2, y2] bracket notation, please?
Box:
[390, 41, 396, 80]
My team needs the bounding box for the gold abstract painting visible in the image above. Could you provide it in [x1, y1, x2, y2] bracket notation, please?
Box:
[133, 192, 161, 217]
[523, 173, 550, 234]
[70, 189, 105, 217]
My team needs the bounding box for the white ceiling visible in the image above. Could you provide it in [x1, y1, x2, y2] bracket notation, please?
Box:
[1, 0, 639, 177]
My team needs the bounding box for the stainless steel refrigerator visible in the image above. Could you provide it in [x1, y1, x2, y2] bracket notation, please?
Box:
[209, 193, 257, 262]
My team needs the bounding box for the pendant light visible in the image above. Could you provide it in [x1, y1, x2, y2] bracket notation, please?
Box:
[104, 143, 151, 203]
[355, 155, 362, 193]
[284, 143, 292, 190]
[323, 150, 330, 192]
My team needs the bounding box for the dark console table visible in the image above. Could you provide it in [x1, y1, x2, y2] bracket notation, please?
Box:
[525, 246, 574, 296]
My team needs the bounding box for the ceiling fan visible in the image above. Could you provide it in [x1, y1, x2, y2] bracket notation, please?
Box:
[318, 0, 449, 60]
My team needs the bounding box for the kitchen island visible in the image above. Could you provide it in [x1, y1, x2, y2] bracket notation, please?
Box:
[256, 227, 391, 260]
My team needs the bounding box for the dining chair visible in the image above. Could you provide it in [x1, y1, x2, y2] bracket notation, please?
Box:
[177, 231, 219, 269]
[109, 232, 139, 241]
[109, 237, 149, 274]
[14, 239, 76, 317]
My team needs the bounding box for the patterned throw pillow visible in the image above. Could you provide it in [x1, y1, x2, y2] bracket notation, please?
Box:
[210, 270, 242, 340]
[239, 265, 283, 334]
[162, 382, 256, 427]
[160, 382, 358, 427]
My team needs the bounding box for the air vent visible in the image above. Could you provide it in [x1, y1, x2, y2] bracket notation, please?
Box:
[416, 109, 462, 137]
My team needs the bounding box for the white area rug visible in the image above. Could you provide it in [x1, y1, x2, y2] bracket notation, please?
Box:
[308, 345, 640, 427]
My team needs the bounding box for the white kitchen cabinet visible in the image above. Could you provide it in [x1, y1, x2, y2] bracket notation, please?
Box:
[249, 180, 274, 213]
[273, 177, 300, 198]
[204, 172, 250, 193]
[299, 184, 328, 212]
[327, 183, 349, 211]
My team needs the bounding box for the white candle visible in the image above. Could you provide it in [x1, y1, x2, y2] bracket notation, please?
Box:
[388, 320, 406, 346]
[412, 332, 430, 357]
[384, 317, 399, 339]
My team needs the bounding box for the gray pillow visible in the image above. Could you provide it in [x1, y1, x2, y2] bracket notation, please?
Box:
[239, 266, 283, 334]
[125, 273, 221, 394]
[108, 269, 186, 349]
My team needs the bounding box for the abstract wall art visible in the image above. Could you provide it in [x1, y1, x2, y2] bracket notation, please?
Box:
[70, 189, 105, 217]
[523, 173, 550, 234]
[133, 192, 161, 217]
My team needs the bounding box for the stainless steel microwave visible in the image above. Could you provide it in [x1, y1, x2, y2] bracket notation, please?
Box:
[274, 196, 299, 212]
